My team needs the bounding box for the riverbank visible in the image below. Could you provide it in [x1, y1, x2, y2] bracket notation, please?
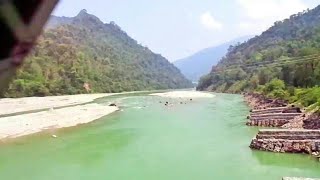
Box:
[0, 93, 124, 140]
[0, 103, 119, 140]
[0, 93, 117, 116]
[244, 93, 288, 110]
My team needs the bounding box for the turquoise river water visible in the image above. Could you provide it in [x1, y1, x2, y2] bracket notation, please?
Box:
[0, 92, 319, 180]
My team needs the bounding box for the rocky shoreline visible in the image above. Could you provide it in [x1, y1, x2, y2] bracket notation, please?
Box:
[250, 129, 320, 154]
[244, 93, 288, 110]
[244, 93, 320, 158]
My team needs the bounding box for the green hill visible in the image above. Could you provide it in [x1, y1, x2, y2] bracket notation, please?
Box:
[4, 10, 192, 97]
[198, 5, 320, 99]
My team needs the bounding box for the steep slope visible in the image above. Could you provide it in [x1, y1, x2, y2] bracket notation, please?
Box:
[198, 5, 320, 96]
[174, 36, 252, 81]
[4, 10, 192, 97]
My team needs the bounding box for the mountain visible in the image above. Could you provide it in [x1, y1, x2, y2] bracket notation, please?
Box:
[197, 5, 320, 99]
[46, 15, 72, 29]
[3, 10, 192, 97]
[174, 36, 252, 81]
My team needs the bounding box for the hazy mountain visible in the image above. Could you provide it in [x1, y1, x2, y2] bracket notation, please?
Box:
[4, 10, 192, 97]
[46, 15, 72, 29]
[174, 36, 252, 81]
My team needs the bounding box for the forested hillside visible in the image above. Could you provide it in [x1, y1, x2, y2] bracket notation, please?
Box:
[197, 5, 320, 108]
[174, 36, 252, 81]
[3, 10, 192, 97]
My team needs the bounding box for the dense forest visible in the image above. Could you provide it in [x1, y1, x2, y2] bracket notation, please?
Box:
[197, 5, 320, 109]
[3, 10, 192, 97]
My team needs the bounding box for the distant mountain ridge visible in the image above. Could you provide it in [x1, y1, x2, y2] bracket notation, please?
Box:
[174, 36, 252, 81]
[4, 10, 192, 97]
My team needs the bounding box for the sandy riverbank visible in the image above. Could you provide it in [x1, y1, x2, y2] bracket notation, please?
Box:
[0, 93, 116, 116]
[0, 103, 119, 139]
[150, 91, 215, 98]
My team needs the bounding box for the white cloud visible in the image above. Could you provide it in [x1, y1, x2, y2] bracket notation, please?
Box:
[200, 12, 223, 30]
[237, 0, 308, 21]
[236, 0, 311, 35]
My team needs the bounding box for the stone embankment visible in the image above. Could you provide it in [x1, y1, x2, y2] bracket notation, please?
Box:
[244, 93, 320, 158]
[246, 107, 302, 127]
[303, 114, 320, 129]
[250, 129, 320, 154]
[283, 178, 320, 180]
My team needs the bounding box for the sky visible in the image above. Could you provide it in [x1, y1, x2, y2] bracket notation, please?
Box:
[53, 0, 320, 62]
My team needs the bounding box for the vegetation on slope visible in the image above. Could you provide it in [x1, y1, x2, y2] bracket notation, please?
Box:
[197, 5, 320, 109]
[3, 10, 192, 97]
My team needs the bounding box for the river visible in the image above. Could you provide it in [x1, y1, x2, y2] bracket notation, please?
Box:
[0, 93, 319, 180]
